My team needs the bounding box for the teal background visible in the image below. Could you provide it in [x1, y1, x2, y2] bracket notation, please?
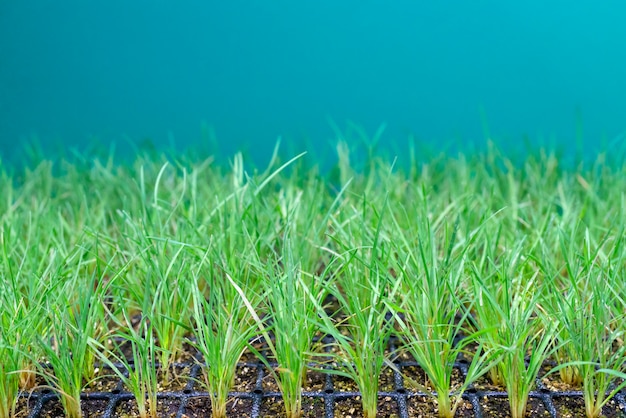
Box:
[1, 1, 625, 166]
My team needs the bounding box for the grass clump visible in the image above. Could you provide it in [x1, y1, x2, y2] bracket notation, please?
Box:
[541, 226, 626, 418]
[470, 233, 561, 418]
[388, 208, 499, 418]
[305, 188, 402, 418]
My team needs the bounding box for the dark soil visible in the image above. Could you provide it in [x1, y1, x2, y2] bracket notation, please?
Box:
[260, 396, 326, 417]
[402, 364, 466, 394]
[480, 397, 550, 418]
[182, 396, 253, 418]
[85, 371, 124, 393]
[334, 396, 400, 418]
[232, 364, 261, 392]
[258, 367, 329, 393]
[551, 396, 626, 418]
[407, 394, 475, 417]
[538, 360, 582, 392]
[32, 398, 110, 418]
[333, 374, 359, 392]
[113, 398, 180, 417]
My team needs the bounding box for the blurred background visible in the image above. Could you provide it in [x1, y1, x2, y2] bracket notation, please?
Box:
[1, 0, 625, 167]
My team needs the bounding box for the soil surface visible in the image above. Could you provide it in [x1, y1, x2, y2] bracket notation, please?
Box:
[479, 397, 550, 418]
[334, 396, 400, 418]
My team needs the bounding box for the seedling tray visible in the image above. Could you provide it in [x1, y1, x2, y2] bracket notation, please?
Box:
[18, 338, 626, 418]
